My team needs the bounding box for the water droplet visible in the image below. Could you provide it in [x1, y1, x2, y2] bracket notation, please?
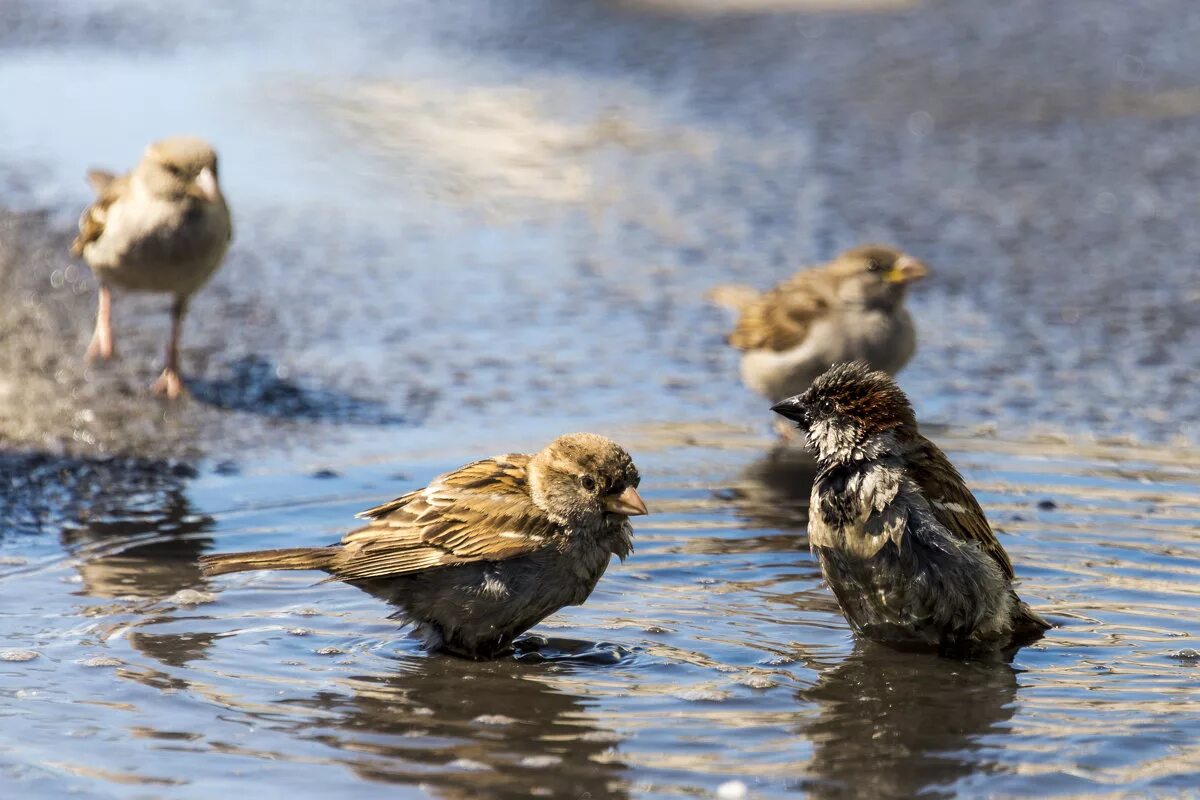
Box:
[78, 656, 122, 668]
[473, 714, 517, 726]
[739, 674, 776, 690]
[1094, 191, 1119, 214]
[170, 589, 216, 606]
[717, 780, 749, 799]
[907, 111, 935, 138]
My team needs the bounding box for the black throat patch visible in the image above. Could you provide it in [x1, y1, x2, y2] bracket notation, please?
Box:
[815, 462, 864, 529]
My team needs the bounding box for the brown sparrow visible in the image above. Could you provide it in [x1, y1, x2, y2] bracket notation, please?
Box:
[709, 245, 927, 403]
[771, 362, 1049, 654]
[200, 433, 647, 659]
[71, 136, 232, 399]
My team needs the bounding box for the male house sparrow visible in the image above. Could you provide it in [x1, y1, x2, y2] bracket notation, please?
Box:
[771, 363, 1049, 654]
[71, 136, 232, 399]
[200, 433, 648, 659]
[709, 245, 927, 403]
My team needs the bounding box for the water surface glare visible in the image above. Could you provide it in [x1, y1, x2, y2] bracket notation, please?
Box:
[2, 431, 1199, 797]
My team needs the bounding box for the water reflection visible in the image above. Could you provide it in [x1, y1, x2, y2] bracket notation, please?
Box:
[719, 444, 816, 531]
[295, 657, 628, 799]
[60, 485, 213, 600]
[797, 642, 1017, 798]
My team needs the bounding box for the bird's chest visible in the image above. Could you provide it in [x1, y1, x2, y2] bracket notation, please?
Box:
[809, 462, 906, 557]
[830, 308, 913, 368]
[558, 535, 617, 605]
[91, 195, 229, 291]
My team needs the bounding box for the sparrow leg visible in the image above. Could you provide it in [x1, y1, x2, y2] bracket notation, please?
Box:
[85, 284, 116, 361]
[152, 296, 188, 399]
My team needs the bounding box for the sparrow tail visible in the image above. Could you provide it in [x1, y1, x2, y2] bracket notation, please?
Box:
[706, 283, 760, 313]
[1011, 597, 1053, 643]
[199, 546, 340, 577]
[86, 169, 118, 195]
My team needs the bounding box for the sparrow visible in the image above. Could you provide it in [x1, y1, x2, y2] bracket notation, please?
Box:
[71, 136, 233, 399]
[708, 245, 927, 403]
[199, 433, 647, 659]
[771, 362, 1050, 654]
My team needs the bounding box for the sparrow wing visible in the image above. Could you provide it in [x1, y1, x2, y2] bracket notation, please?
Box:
[727, 272, 831, 352]
[327, 454, 560, 581]
[71, 169, 129, 257]
[911, 438, 1016, 580]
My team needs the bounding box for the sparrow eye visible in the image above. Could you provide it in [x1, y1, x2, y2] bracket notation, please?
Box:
[866, 259, 884, 273]
[580, 476, 597, 492]
[819, 398, 837, 416]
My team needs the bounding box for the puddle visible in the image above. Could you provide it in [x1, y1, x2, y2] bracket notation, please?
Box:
[3, 0, 1200, 797]
[3, 433, 1200, 796]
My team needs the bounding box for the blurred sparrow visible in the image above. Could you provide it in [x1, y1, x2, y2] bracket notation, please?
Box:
[200, 433, 647, 659]
[72, 136, 232, 399]
[709, 245, 927, 403]
[772, 363, 1049, 654]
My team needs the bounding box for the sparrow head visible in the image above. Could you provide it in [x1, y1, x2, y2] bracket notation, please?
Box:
[827, 244, 928, 309]
[771, 362, 917, 463]
[528, 433, 647, 527]
[140, 136, 222, 202]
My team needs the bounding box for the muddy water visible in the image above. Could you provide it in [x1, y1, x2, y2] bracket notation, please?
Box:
[3, 0, 1200, 797]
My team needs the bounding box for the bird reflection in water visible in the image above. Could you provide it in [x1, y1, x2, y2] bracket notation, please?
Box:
[56, 469, 220, 672]
[291, 656, 629, 800]
[795, 641, 1018, 798]
[715, 443, 816, 537]
[61, 483, 214, 600]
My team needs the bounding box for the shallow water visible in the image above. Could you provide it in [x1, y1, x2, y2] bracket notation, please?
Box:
[4, 430, 1200, 797]
[3, 0, 1200, 797]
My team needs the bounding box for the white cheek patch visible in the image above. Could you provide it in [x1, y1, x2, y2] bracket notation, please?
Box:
[807, 419, 861, 463]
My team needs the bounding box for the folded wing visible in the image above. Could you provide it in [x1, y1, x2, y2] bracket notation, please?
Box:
[330, 454, 561, 581]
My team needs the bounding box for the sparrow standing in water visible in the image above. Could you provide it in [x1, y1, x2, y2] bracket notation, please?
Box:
[72, 136, 232, 399]
[200, 433, 648, 659]
[772, 363, 1049, 654]
[709, 245, 927, 403]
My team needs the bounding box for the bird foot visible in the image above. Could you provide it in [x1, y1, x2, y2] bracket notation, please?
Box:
[85, 332, 116, 362]
[151, 368, 187, 400]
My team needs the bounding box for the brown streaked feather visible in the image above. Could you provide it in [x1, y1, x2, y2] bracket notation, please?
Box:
[328, 454, 562, 582]
[71, 170, 129, 257]
[911, 437, 1015, 580]
[727, 271, 831, 352]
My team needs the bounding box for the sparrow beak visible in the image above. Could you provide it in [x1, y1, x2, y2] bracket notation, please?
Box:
[885, 255, 928, 284]
[770, 396, 810, 429]
[193, 166, 219, 202]
[604, 486, 648, 517]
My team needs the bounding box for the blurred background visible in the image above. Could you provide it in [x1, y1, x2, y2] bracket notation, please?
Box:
[2, 1, 1199, 798]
